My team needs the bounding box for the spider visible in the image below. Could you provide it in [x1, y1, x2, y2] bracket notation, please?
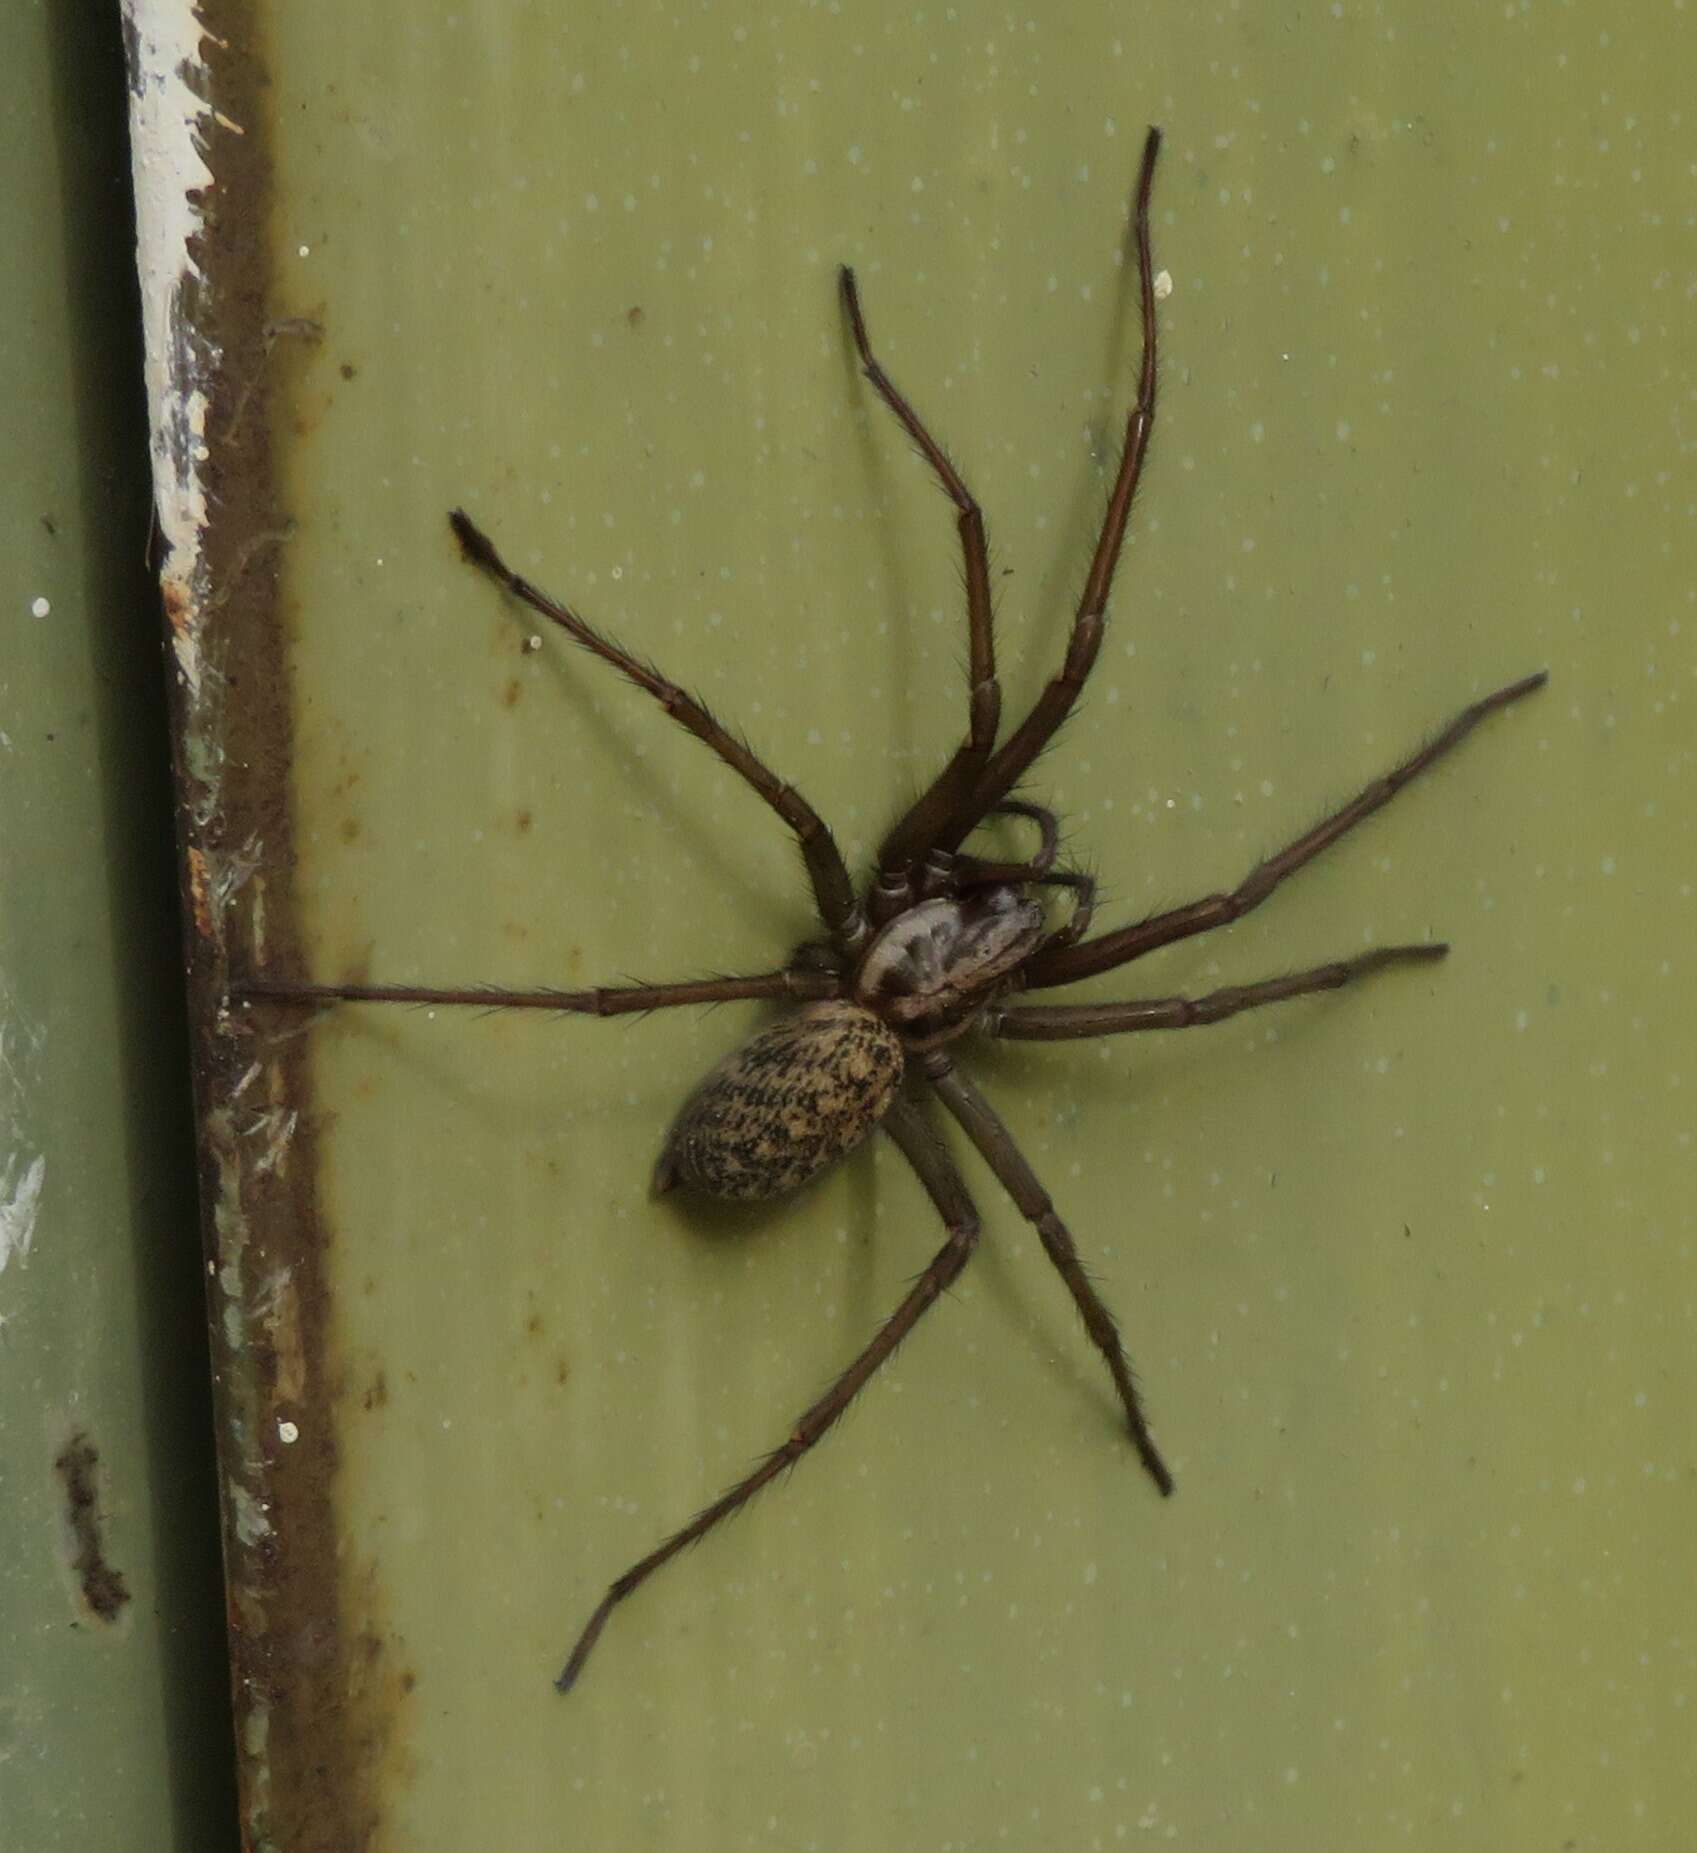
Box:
[242, 126, 1546, 1693]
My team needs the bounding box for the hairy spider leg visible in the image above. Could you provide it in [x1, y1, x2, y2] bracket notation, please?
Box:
[555, 1093, 983, 1693]
[839, 271, 1000, 890]
[1026, 869, 1097, 952]
[935, 124, 1165, 854]
[993, 942, 1448, 1039]
[941, 798, 1066, 887]
[448, 509, 861, 945]
[234, 969, 837, 1015]
[924, 1053, 1175, 1497]
[1026, 669, 1548, 990]
[991, 798, 1062, 874]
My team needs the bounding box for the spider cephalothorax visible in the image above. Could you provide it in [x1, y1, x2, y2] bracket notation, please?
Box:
[654, 878, 1048, 1197]
[242, 126, 1546, 1693]
[854, 883, 1047, 1038]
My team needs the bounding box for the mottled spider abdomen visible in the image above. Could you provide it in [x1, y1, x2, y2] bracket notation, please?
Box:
[654, 1001, 905, 1201]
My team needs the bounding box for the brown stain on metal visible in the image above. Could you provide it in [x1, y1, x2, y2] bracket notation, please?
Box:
[186, 843, 214, 940]
[341, 1557, 423, 1808]
[163, 574, 193, 650]
[154, 12, 406, 1848]
[54, 1432, 131, 1623]
[266, 1271, 307, 1405]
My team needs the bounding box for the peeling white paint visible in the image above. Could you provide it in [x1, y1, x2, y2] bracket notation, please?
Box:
[246, 1106, 299, 1177]
[121, 0, 217, 699]
[230, 1480, 274, 1545]
[0, 1154, 45, 1273]
[1, 996, 46, 1291]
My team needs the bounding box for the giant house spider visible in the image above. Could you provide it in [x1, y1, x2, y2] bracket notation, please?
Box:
[241, 128, 1546, 1691]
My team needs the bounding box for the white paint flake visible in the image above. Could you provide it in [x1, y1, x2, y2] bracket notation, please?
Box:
[119, 0, 217, 698]
[0, 1154, 45, 1273]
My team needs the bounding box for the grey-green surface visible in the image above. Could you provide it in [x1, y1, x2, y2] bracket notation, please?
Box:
[0, 2, 235, 1847]
[249, 1, 1691, 1844]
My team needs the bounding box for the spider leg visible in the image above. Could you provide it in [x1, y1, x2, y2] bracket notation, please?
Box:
[1026, 669, 1548, 989]
[922, 1052, 1174, 1497]
[232, 968, 837, 1016]
[838, 270, 1001, 885]
[991, 798, 1061, 874]
[945, 799, 1060, 883]
[448, 510, 860, 944]
[991, 943, 1446, 1040]
[1031, 869, 1096, 953]
[934, 125, 1165, 854]
[555, 1093, 981, 1694]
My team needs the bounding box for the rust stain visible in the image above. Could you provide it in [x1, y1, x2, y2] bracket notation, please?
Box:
[265, 1271, 307, 1404]
[187, 843, 214, 939]
[54, 1432, 131, 1623]
[150, 6, 413, 1845]
[347, 1558, 421, 1789]
[499, 675, 523, 709]
[163, 574, 192, 645]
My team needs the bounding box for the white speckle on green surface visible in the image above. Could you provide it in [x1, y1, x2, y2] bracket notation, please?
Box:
[247, 1, 1696, 1843]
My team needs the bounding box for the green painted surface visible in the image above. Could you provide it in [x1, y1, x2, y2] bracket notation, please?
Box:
[0, 2, 235, 1847]
[248, 0, 1691, 1843]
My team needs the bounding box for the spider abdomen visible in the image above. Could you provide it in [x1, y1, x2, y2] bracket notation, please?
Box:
[654, 1001, 905, 1201]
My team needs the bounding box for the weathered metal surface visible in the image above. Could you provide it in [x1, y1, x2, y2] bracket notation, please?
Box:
[132, 1, 1695, 1847]
[1, 3, 233, 1846]
[123, 5, 369, 1847]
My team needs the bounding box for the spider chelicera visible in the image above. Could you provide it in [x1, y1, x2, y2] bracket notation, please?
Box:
[242, 126, 1546, 1692]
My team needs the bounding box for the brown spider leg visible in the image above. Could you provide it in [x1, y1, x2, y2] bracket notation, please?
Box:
[556, 1092, 981, 1693]
[949, 797, 1063, 884]
[990, 943, 1447, 1040]
[952, 858, 1056, 887]
[1026, 668, 1548, 990]
[233, 968, 838, 1015]
[448, 510, 860, 944]
[1033, 869, 1096, 953]
[922, 1052, 1174, 1497]
[989, 798, 1061, 874]
[916, 805, 1064, 901]
[935, 125, 1164, 854]
[839, 270, 1001, 882]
